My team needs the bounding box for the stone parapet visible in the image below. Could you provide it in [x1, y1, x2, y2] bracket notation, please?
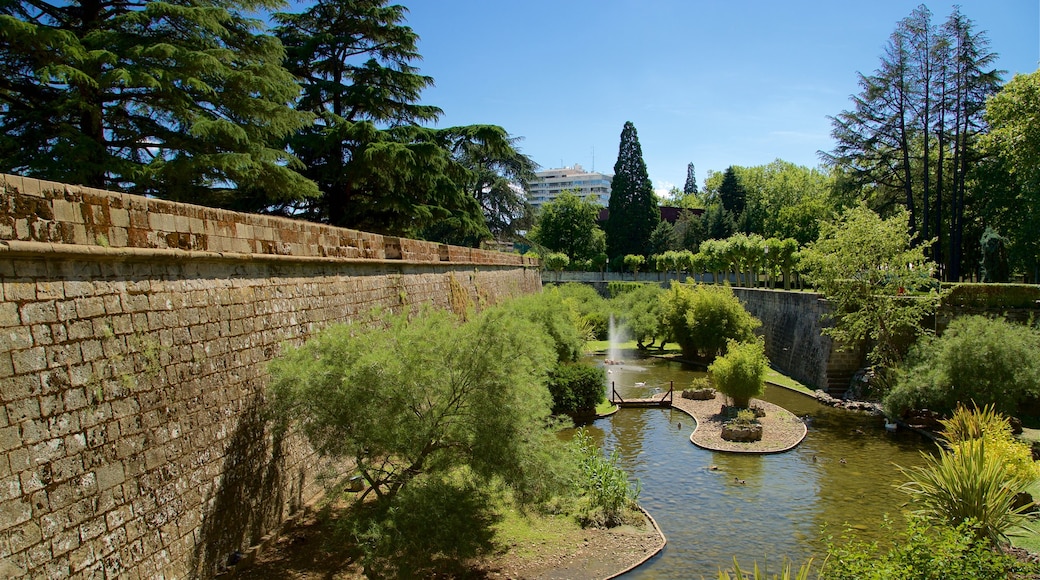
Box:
[0, 174, 528, 267]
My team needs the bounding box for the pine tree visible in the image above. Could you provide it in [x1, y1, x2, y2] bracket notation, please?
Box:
[605, 121, 659, 260]
[0, 0, 318, 207]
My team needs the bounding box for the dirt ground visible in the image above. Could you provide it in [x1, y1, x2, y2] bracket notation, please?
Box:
[226, 506, 664, 580]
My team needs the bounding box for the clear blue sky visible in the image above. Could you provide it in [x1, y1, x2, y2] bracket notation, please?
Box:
[403, 1, 1039, 196]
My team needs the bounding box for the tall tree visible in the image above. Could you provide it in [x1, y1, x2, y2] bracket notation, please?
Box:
[825, 5, 1000, 281]
[434, 125, 537, 242]
[274, 1, 532, 243]
[684, 162, 698, 195]
[529, 190, 604, 263]
[605, 121, 659, 259]
[717, 166, 747, 225]
[0, 0, 317, 206]
[978, 70, 1040, 282]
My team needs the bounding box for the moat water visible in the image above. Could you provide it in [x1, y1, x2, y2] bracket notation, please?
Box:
[578, 350, 934, 579]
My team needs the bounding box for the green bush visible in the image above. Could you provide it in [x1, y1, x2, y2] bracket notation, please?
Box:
[571, 428, 641, 528]
[555, 282, 611, 340]
[709, 338, 768, 408]
[611, 283, 666, 349]
[607, 280, 646, 298]
[941, 283, 1040, 309]
[547, 362, 606, 416]
[497, 289, 586, 363]
[660, 282, 760, 360]
[821, 517, 1036, 579]
[884, 315, 1040, 418]
[345, 473, 498, 578]
[898, 436, 1036, 545]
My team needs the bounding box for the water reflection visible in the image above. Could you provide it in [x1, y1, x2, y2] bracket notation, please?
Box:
[580, 350, 933, 579]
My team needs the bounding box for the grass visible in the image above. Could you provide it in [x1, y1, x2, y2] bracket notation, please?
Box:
[596, 399, 618, 415]
[584, 339, 814, 397]
[584, 339, 681, 355]
[491, 504, 580, 558]
[765, 368, 815, 396]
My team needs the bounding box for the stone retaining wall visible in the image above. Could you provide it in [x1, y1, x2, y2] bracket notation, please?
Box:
[732, 287, 864, 393]
[0, 175, 541, 578]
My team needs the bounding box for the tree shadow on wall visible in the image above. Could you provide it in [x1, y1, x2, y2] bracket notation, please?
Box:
[191, 391, 305, 578]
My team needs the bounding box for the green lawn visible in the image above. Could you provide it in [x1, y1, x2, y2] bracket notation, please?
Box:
[583, 340, 814, 397]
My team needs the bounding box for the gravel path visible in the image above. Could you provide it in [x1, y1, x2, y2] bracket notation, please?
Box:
[671, 396, 807, 453]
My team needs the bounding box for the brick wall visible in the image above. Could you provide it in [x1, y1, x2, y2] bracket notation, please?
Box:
[0, 175, 541, 578]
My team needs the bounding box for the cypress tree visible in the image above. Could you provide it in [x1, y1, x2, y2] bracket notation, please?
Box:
[606, 121, 659, 260]
[684, 162, 699, 195]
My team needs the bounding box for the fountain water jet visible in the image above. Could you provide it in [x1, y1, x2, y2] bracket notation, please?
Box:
[606, 314, 624, 365]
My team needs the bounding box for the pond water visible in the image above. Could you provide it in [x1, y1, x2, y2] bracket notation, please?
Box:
[578, 350, 935, 579]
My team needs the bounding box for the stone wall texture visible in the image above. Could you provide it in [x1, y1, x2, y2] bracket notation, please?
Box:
[731, 287, 864, 393]
[0, 174, 541, 578]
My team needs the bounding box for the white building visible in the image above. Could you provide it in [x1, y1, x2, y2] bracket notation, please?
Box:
[527, 164, 612, 211]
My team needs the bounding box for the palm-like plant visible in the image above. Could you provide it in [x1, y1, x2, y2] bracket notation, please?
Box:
[898, 436, 1035, 544]
[716, 557, 814, 580]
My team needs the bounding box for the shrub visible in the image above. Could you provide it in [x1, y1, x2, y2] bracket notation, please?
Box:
[940, 404, 1040, 490]
[571, 428, 641, 528]
[611, 283, 665, 349]
[884, 315, 1040, 418]
[555, 282, 611, 340]
[898, 437, 1036, 545]
[547, 362, 606, 416]
[709, 338, 768, 409]
[497, 289, 586, 363]
[267, 307, 575, 572]
[717, 557, 813, 580]
[821, 517, 1035, 579]
[941, 283, 1040, 309]
[659, 282, 760, 359]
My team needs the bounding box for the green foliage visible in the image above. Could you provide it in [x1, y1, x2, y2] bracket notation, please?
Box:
[980, 69, 1040, 282]
[821, 517, 1034, 579]
[716, 166, 747, 219]
[607, 281, 645, 298]
[940, 404, 1040, 482]
[547, 362, 606, 416]
[267, 307, 569, 507]
[345, 472, 499, 578]
[941, 283, 1040, 309]
[555, 283, 611, 341]
[802, 204, 940, 381]
[826, 7, 1000, 281]
[530, 190, 606, 262]
[0, 0, 318, 205]
[571, 428, 641, 528]
[611, 283, 665, 350]
[605, 121, 660, 260]
[716, 557, 813, 580]
[898, 436, 1037, 545]
[543, 253, 570, 279]
[660, 282, 761, 360]
[623, 254, 646, 278]
[648, 220, 678, 255]
[709, 338, 768, 409]
[498, 289, 586, 363]
[884, 316, 1040, 418]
